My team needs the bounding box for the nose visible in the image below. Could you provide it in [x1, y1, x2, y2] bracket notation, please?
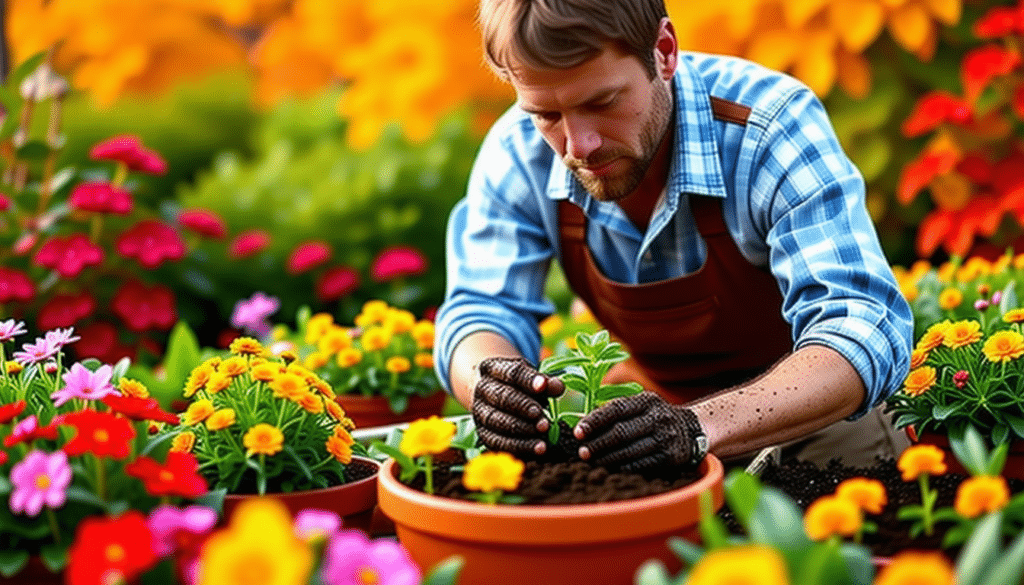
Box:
[563, 114, 601, 162]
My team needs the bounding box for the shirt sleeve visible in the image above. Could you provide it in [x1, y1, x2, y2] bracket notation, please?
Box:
[749, 87, 913, 419]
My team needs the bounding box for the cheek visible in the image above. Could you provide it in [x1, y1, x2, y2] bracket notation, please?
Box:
[538, 127, 567, 157]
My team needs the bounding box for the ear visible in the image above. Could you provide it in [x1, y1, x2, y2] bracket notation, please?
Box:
[654, 17, 678, 80]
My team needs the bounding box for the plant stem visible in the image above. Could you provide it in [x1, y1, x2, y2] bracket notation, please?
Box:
[45, 507, 61, 544]
[423, 454, 434, 494]
[919, 474, 934, 536]
[95, 455, 106, 502]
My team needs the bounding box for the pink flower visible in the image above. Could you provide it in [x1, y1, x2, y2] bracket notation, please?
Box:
[230, 292, 279, 336]
[317, 267, 360, 302]
[0, 319, 27, 343]
[3, 415, 60, 449]
[111, 280, 177, 332]
[228, 229, 270, 259]
[37, 292, 96, 330]
[178, 208, 226, 239]
[68, 181, 133, 215]
[287, 241, 332, 275]
[146, 504, 217, 557]
[90, 134, 168, 175]
[0, 192, 10, 211]
[44, 327, 81, 349]
[13, 336, 59, 365]
[116, 220, 186, 268]
[954, 370, 970, 389]
[975, 299, 990, 311]
[0, 268, 33, 303]
[370, 246, 428, 283]
[33, 234, 104, 279]
[294, 509, 342, 541]
[322, 530, 420, 585]
[50, 362, 117, 407]
[9, 450, 72, 516]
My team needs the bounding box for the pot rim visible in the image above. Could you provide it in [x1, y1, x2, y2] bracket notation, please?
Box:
[223, 455, 380, 500]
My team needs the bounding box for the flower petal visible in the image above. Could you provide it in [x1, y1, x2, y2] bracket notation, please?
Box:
[830, 0, 885, 52]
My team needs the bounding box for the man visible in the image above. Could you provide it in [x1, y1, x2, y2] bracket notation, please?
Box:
[434, 0, 913, 472]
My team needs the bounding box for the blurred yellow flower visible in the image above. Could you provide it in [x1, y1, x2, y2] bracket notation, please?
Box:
[317, 327, 352, 355]
[983, 330, 1024, 363]
[219, 357, 249, 377]
[243, 423, 285, 456]
[400, 416, 456, 458]
[898, 444, 946, 481]
[942, 320, 982, 349]
[207, 408, 237, 431]
[412, 321, 435, 349]
[385, 309, 416, 334]
[361, 326, 392, 351]
[804, 495, 862, 540]
[117, 378, 149, 399]
[230, 337, 264, 356]
[304, 313, 335, 346]
[386, 356, 412, 374]
[1004, 308, 1024, 323]
[874, 550, 954, 585]
[463, 452, 525, 493]
[539, 314, 565, 337]
[835, 477, 887, 514]
[251, 362, 281, 382]
[182, 399, 215, 426]
[5, 362, 23, 376]
[415, 352, 434, 369]
[937, 287, 962, 310]
[337, 347, 363, 368]
[170, 431, 196, 453]
[685, 544, 790, 585]
[303, 351, 330, 370]
[955, 475, 1010, 518]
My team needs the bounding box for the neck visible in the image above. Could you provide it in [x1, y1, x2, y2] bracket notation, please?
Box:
[619, 119, 674, 233]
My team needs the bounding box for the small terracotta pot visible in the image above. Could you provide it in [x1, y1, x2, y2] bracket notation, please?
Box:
[335, 391, 447, 428]
[905, 427, 1024, 480]
[222, 456, 380, 533]
[378, 455, 725, 585]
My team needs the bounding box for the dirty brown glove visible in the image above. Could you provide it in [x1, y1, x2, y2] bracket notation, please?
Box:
[573, 392, 707, 473]
[472, 357, 565, 458]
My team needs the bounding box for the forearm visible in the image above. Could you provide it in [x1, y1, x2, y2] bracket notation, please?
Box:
[686, 344, 865, 459]
[448, 330, 525, 409]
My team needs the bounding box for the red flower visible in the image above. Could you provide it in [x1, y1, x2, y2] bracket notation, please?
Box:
[897, 151, 959, 205]
[37, 291, 97, 330]
[65, 511, 157, 585]
[61, 409, 136, 460]
[992, 151, 1024, 201]
[68, 181, 133, 215]
[0, 450, 6, 465]
[0, 400, 26, 424]
[901, 91, 973, 137]
[287, 241, 332, 274]
[371, 245, 428, 282]
[316, 266, 360, 302]
[3, 417, 60, 448]
[178, 208, 226, 239]
[953, 370, 970, 389]
[962, 45, 1022, 103]
[917, 197, 1004, 258]
[973, 6, 1024, 38]
[111, 280, 177, 332]
[90, 134, 168, 175]
[102, 394, 179, 425]
[0, 267, 34, 303]
[125, 452, 206, 498]
[33, 234, 104, 279]
[0, 192, 10, 212]
[115, 220, 186, 268]
[228, 229, 270, 259]
[955, 154, 994, 186]
[75, 321, 120, 363]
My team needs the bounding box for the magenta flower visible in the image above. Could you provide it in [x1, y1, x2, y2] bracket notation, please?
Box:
[147, 504, 218, 557]
[321, 530, 420, 585]
[370, 246, 428, 283]
[0, 268, 33, 303]
[13, 336, 59, 365]
[954, 370, 970, 389]
[0, 192, 10, 211]
[90, 134, 168, 175]
[44, 327, 81, 349]
[178, 208, 226, 239]
[115, 220, 187, 269]
[294, 509, 342, 541]
[316, 267, 360, 302]
[0, 319, 27, 343]
[228, 229, 271, 259]
[33, 234, 104, 279]
[111, 280, 177, 332]
[10, 450, 72, 516]
[50, 362, 117, 407]
[68, 181, 133, 215]
[287, 241, 332, 275]
[37, 292, 97, 330]
[230, 292, 280, 337]
[993, 291, 1003, 305]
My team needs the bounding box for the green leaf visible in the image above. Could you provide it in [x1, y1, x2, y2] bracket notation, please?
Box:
[421, 556, 465, 585]
[977, 528, 1024, 585]
[697, 490, 729, 549]
[634, 560, 674, 585]
[561, 373, 589, 394]
[1003, 414, 1024, 439]
[666, 536, 705, 567]
[369, 442, 417, 480]
[7, 52, 47, 90]
[0, 550, 29, 578]
[950, 425, 989, 476]
[39, 544, 67, 572]
[164, 321, 202, 389]
[16, 140, 51, 161]
[999, 281, 1018, 315]
[992, 424, 1010, 450]
[283, 445, 313, 480]
[547, 421, 560, 445]
[955, 512, 1002, 585]
[111, 357, 132, 381]
[748, 486, 810, 548]
[388, 394, 409, 415]
[64, 485, 109, 510]
[932, 403, 959, 421]
[723, 470, 761, 530]
[594, 382, 643, 403]
[839, 544, 874, 585]
[986, 440, 1008, 476]
[538, 354, 590, 375]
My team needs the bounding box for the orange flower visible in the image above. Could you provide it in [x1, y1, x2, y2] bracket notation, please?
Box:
[117, 379, 149, 399]
[325, 400, 347, 422]
[874, 551, 954, 585]
[243, 423, 284, 456]
[414, 352, 434, 369]
[206, 408, 236, 431]
[942, 320, 982, 349]
[251, 362, 281, 382]
[835, 477, 887, 514]
[206, 372, 232, 394]
[182, 399, 215, 426]
[183, 364, 215, 398]
[361, 326, 392, 351]
[303, 351, 330, 370]
[982, 330, 1024, 362]
[937, 287, 963, 310]
[317, 327, 352, 354]
[803, 495, 862, 541]
[386, 356, 411, 374]
[269, 372, 307, 400]
[902, 366, 936, 397]
[909, 348, 929, 369]
[955, 475, 1010, 518]
[229, 337, 265, 356]
[412, 321, 435, 349]
[325, 435, 353, 464]
[898, 445, 947, 481]
[310, 378, 336, 399]
[296, 391, 325, 414]
[170, 431, 195, 453]
[685, 545, 789, 585]
[218, 356, 249, 377]
[336, 348, 363, 368]
[916, 320, 951, 351]
[1004, 308, 1024, 323]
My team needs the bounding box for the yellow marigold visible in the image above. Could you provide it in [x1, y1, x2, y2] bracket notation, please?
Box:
[983, 330, 1024, 363]
[415, 352, 434, 369]
[874, 551, 955, 585]
[170, 431, 196, 453]
[942, 320, 982, 349]
[686, 545, 789, 585]
[1004, 308, 1024, 323]
[955, 475, 1010, 518]
[303, 351, 330, 370]
[317, 326, 352, 355]
[206, 372, 232, 394]
[937, 287, 963, 310]
[340, 416, 356, 431]
[385, 309, 416, 334]
[361, 326, 392, 351]
[311, 378, 336, 399]
[337, 348, 363, 368]
[182, 399, 216, 426]
[325, 435, 353, 464]
[898, 445, 947, 481]
[804, 495, 862, 541]
[279, 349, 298, 364]
[183, 364, 215, 398]
[206, 408, 237, 431]
[251, 362, 281, 382]
[243, 423, 284, 456]
[357, 300, 389, 326]
[900, 282, 919, 302]
[412, 321, 435, 349]
[463, 452, 525, 493]
[325, 400, 347, 422]
[916, 320, 951, 351]
[296, 390, 325, 414]
[333, 425, 355, 445]
[386, 356, 411, 374]
[117, 378, 149, 399]
[270, 372, 307, 400]
[937, 262, 956, 282]
[909, 348, 929, 369]
[218, 356, 249, 377]
[230, 337, 265, 356]
[400, 416, 456, 458]
[304, 313, 335, 345]
[956, 257, 990, 282]
[539, 314, 564, 337]
[202, 356, 223, 370]
[902, 366, 936, 397]
[5, 362, 23, 375]
[835, 477, 887, 514]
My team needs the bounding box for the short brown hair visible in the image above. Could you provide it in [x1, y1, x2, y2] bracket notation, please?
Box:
[480, 0, 667, 81]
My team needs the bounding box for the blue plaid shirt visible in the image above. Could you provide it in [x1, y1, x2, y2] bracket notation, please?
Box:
[435, 52, 912, 418]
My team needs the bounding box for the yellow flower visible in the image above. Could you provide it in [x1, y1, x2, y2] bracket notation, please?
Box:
[206, 372, 232, 394]
[463, 452, 525, 493]
[983, 330, 1024, 363]
[218, 356, 249, 377]
[304, 313, 335, 345]
[117, 378, 149, 399]
[325, 435, 353, 464]
[874, 550, 955, 585]
[361, 326, 392, 351]
[385, 309, 416, 333]
[251, 362, 281, 382]
[337, 348, 363, 368]
[1015, 253, 1024, 270]
[539, 314, 564, 337]
[311, 378, 336, 399]
[278, 348, 298, 364]
[898, 445, 947, 481]
[909, 348, 928, 369]
[333, 425, 355, 444]
[415, 352, 434, 369]
[803, 495, 862, 541]
[355, 300, 389, 327]
[902, 366, 936, 397]
[269, 372, 307, 400]
[170, 432, 196, 453]
[243, 423, 284, 456]
[317, 326, 352, 355]
[835, 477, 887, 514]
[198, 498, 313, 585]
[206, 409, 237, 431]
[184, 364, 215, 398]
[400, 416, 456, 458]
[182, 399, 216, 426]
[916, 320, 951, 351]
[942, 320, 982, 349]
[5, 362, 23, 375]
[412, 320, 435, 349]
[1005, 308, 1024, 323]
[203, 356, 224, 370]
[325, 400, 348, 422]
[685, 545, 789, 585]
[956, 257, 990, 282]
[955, 475, 1010, 518]
[303, 351, 330, 370]
[296, 390, 325, 414]
[386, 356, 411, 374]
[937, 287, 962, 310]
[230, 337, 265, 356]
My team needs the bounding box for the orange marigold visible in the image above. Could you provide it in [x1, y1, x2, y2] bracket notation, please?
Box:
[874, 551, 954, 585]
[1004, 308, 1024, 323]
[218, 356, 249, 377]
[206, 372, 232, 394]
[898, 445, 947, 481]
[182, 399, 215, 426]
[835, 477, 887, 514]
[803, 495, 862, 541]
[955, 475, 1010, 518]
[903, 366, 937, 397]
[117, 378, 149, 398]
[230, 337, 265, 356]
[386, 356, 411, 374]
[303, 351, 330, 370]
[325, 435, 352, 463]
[243, 423, 284, 456]
[909, 348, 929, 369]
[206, 408, 236, 431]
[942, 320, 982, 349]
[916, 321, 951, 351]
[170, 431, 196, 453]
[937, 287, 963, 310]
[270, 372, 307, 400]
[251, 362, 281, 382]
[982, 330, 1024, 363]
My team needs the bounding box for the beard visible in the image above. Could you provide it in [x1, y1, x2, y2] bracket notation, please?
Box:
[564, 80, 672, 202]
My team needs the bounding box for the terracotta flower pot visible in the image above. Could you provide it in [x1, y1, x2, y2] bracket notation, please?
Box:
[222, 456, 380, 532]
[335, 391, 447, 429]
[905, 427, 1024, 480]
[377, 455, 725, 585]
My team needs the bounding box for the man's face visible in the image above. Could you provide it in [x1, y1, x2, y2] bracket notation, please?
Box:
[510, 44, 673, 202]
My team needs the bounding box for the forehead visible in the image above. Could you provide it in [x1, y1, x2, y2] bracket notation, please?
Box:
[509, 45, 644, 111]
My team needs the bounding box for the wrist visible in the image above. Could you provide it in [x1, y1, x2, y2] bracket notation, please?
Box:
[678, 407, 708, 465]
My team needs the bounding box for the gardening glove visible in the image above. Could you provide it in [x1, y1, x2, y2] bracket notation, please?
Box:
[472, 357, 565, 458]
[574, 392, 707, 474]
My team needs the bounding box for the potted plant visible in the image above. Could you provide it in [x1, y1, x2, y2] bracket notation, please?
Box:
[375, 331, 725, 585]
[166, 335, 380, 530]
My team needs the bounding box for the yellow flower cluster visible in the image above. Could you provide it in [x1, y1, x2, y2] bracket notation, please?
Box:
[686, 545, 789, 585]
[874, 550, 954, 585]
[399, 416, 456, 458]
[892, 252, 1024, 303]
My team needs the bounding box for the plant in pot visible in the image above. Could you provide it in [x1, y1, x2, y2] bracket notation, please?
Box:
[374, 330, 725, 585]
[166, 335, 380, 531]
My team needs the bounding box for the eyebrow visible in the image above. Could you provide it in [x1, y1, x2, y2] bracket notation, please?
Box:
[519, 87, 620, 115]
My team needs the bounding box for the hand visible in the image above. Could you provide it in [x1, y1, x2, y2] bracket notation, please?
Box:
[573, 392, 707, 473]
[472, 357, 565, 458]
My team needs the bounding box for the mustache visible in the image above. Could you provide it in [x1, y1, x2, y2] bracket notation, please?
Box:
[563, 148, 632, 169]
